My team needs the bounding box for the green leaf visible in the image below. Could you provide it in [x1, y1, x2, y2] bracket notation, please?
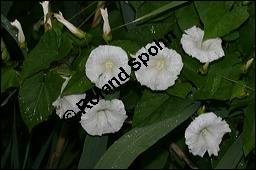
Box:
[132, 89, 193, 128]
[78, 135, 108, 169]
[110, 40, 141, 55]
[19, 72, 65, 132]
[94, 101, 200, 169]
[21, 29, 59, 80]
[1, 65, 20, 93]
[129, 1, 144, 12]
[1, 1, 13, 17]
[120, 81, 142, 110]
[208, 52, 242, 79]
[166, 81, 193, 99]
[125, 22, 176, 47]
[215, 134, 243, 169]
[243, 101, 255, 157]
[194, 1, 211, 24]
[1, 14, 18, 43]
[141, 143, 169, 169]
[230, 81, 246, 100]
[62, 56, 94, 96]
[62, 31, 92, 47]
[54, 36, 73, 61]
[204, 2, 249, 39]
[193, 74, 233, 100]
[139, 1, 174, 22]
[236, 14, 255, 54]
[222, 31, 240, 41]
[175, 2, 199, 32]
[137, 1, 187, 23]
[11, 108, 19, 169]
[179, 54, 205, 88]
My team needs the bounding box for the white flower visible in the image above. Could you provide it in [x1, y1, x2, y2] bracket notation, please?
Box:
[85, 45, 131, 89]
[100, 8, 112, 42]
[80, 99, 128, 136]
[52, 77, 86, 119]
[185, 112, 231, 157]
[54, 11, 85, 39]
[39, 1, 52, 29]
[181, 26, 224, 63]
[10, 19, 25, 44]
[134, 42, 183, 91]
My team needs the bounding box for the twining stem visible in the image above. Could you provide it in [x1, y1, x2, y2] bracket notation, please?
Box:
[220, 75, 255, 92]
[48, 122, 69, 169]
[49, 66, 70, 72]
[68, 1, 97, 22]
[170, 142, 198, 169]
[78, 1, 105, 28]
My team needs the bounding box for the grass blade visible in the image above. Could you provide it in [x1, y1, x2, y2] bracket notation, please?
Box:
[11, 101, 20, 169]
[112, 1, 188, 31]
[78, 134, 108, 169]
[1, 137, 12, 169]
[1, 14, 18, 43]
[31, 129, 55, 169]
[215, 133, 243, 169]
[94, 101, 200, 169]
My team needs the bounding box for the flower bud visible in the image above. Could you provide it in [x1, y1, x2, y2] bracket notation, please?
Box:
[39, 1, 52, 31]
[241, 58, 254, 73]
[54, 11, 86, 39]
[100, 8, 112, 42]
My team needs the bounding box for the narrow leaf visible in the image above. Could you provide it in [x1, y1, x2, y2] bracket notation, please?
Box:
[215, 134, 243, 169]
[78, 135, 108, 169]
[1, 14, 18, 43]
[243, 101, 255, 157]
[94, 101, 200, 169]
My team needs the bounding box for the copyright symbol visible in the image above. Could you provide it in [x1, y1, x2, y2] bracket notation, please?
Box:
[63, 110, 76, 123]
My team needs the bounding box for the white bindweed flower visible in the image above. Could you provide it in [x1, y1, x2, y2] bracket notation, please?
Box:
[181, 26, 224, 63]
[80, 99, 128, 136]
[100, 8, 112, 42]
[10, 19, 26, 48]
[52, 77, 86, 119]
[135, 42, 183, 91]
[85, 45, 131, 89]
[39, 1, 52, 29]
[185, 112, 231, 157]
[54, 11, 85, 39]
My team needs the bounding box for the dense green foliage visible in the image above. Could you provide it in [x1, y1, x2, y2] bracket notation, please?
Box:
[1, 1, 255, 169]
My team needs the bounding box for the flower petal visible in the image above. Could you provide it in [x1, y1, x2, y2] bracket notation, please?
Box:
[185, 112, 231, 157]
[85, 45, 131, 89]
[80, 99, 128, 136]
[135, 42, 183, 90]
[181, 26, 224, 63]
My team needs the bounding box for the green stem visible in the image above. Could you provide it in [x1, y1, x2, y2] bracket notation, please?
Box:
[68, 1, 97, 22]
[221, 75, 255, 92]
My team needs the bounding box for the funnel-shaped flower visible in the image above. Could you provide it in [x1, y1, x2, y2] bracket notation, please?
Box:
[10, 19, 26, 48]
[39, 1, 52, 30]
[181, 26, 224, 63]
[80, 99, 128, 136]
[85, 45, 131, 89]
[54, 11, 85, 39]
[185, 112, 231, 157]
[100, 8, 112, 42]
[134, 42, 183, 91]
